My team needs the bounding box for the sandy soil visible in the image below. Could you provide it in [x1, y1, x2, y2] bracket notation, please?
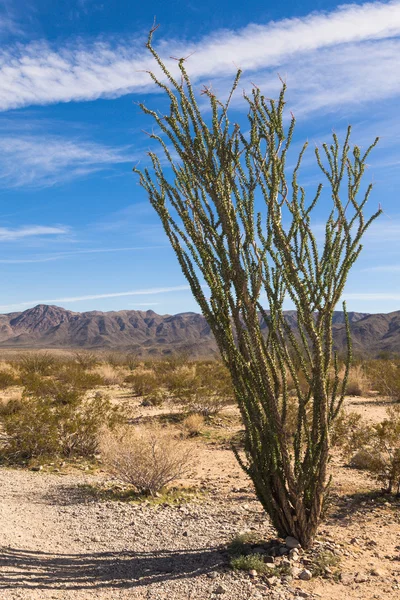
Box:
[0, 394, 400, 600]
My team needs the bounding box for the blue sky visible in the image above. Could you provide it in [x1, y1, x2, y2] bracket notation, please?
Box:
[0, 0, 399, 315]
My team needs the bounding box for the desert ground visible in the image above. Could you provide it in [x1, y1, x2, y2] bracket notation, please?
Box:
[0, 357, 399, 600]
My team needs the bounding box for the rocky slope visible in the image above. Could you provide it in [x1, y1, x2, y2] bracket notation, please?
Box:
[0, 304, 398, 356]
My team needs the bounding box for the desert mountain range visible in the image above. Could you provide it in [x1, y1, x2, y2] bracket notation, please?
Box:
[0, 304, 399, 357]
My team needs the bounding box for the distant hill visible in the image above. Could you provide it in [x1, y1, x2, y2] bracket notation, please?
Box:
[0, 304, 398, 357]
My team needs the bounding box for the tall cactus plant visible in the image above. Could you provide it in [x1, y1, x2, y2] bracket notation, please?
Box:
[134, 28, 381, 548]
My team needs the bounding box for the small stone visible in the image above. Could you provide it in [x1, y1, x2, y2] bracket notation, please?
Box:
[31, 465, 43, 472]
[91, 536, 101, 543]
[354, 573, 369, 583]
[249, 569, 258, 578]
[214, 584, 227, 594]
[182, 531, 189, 537]
[371, 568, 384, 577]
[298, 569, 312, 581]
[263, 556, 275, 564]
[350, 537, 359, 545]
[253, 547, 266, 555]
[285, 536, 301, 549]
[207, 571, 218, 579]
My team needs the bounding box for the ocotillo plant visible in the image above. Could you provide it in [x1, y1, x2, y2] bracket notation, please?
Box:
[134, 28, 381, 548]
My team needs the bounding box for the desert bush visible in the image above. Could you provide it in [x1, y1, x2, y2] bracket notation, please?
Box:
[1, 393, 122, 462]
[342, 405, 400, 493]
[330, 410, 370, 452]
[167, 361, 234, 416]
[0, 370, 19, 389]
[90, 364, 128, 386]
[0, 393, 23, 417]
[345, 365, 370, 396]
[141, 387, 169, 407]
[100, 426, 193, 496]
[366, 359, 400, 401]
[58, 364, 105, 390]
[128, 367, 160, 396]
[22, 374, 83, 406]
[74, 351, 99, 369]
[18, 352, 56, 376]
[181, 413, 205, 437]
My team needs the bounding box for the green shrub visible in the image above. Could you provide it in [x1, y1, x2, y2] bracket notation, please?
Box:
[231, 554, 269, 573]
[58, 365, 105, 390]
[1, 393, 122, 462]
[18, 352, 56, 376]
[22, 374, 83, 406]
[167, 361, 234, 416]
[0, 370, 19, 389]
[309, 550, 341, 578]
[74, 351, 99, 369]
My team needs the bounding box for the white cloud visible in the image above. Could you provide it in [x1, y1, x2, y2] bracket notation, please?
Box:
[0, 245, 167, 262]
[0, 225, 68, 241]
[0, 2, 398, 112]
[0, 285, 191, 311]
[0, 134, 132, 187]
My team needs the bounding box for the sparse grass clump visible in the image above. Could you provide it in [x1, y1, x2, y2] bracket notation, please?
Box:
[230, 554, 270, 573]
[309, 550, 341, 579]
[181, 413, 205, 437]
[100, 426, 193, 496]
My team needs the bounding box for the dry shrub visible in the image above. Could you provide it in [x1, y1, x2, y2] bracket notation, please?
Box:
[330, 410, 369, 451]
[128, 367, 159, 396]
[181, 413, 205, 437]
[344, 365, 370, 396]
[336, 405, 400, 494]
[141, 387, 169, 407]
[366, 359, 400, 401]
[0, 392, 23, 417]
[100, 426, 193, 495]
[90, 364, 128, 386]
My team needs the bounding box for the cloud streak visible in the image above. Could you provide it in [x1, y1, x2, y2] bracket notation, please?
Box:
[0, 134, 133, 187]
[0, 2, 398, 113]
[0, 245, 167, 263]
[0, 225, 68, 241]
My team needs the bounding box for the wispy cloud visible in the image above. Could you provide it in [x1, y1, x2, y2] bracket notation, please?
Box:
[0, 245, 167, 263]
[0, 2, 398, 113]
[0, 134, 132, 187]
[0, 285, 191, 312]
[0, 225, 68, 241]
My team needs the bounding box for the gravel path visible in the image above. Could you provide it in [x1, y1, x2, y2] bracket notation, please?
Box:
[0, 467, 296, 600]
